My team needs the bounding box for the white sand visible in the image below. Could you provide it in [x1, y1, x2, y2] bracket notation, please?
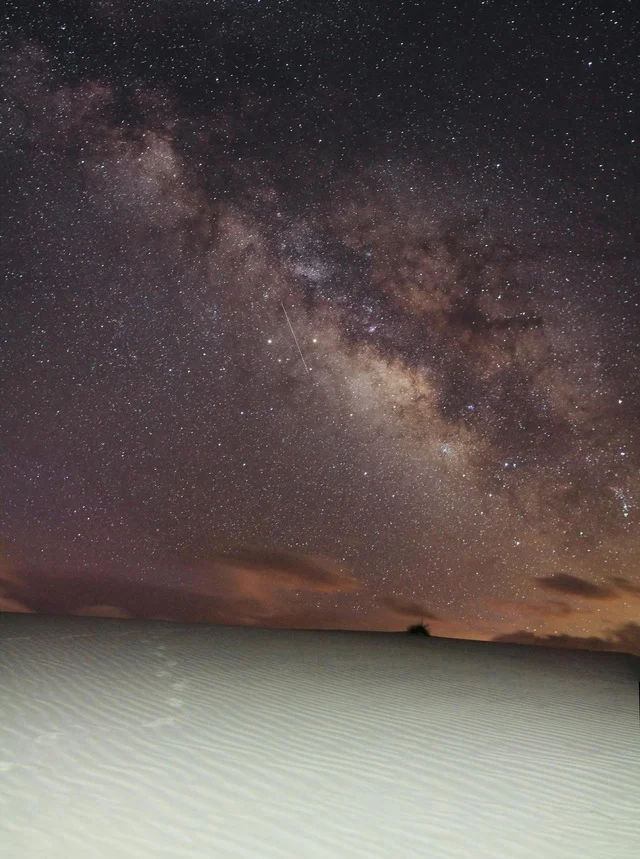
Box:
[0, 613, 638, 858]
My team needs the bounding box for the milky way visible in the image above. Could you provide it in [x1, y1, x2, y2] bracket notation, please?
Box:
[1, 2, 638, 648]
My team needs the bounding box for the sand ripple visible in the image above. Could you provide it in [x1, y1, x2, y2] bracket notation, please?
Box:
[1, 616, 639, 858]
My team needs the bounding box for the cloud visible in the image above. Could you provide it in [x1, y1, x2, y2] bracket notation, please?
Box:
[0, 541, 22, 585]
[0, 550, 32, 611]
[71, 604, 134, 619]
[534, 573, 618, 600]
[255, 607, 359, 631]
[493, 621, 640, 657]
[609, 576, 640, 597]
[488, 575, 640, 655]
[215, 547, 359, 592]
[0, 567, 242, 624]
[0, 587, 33, 614]
[188, 547, 360, 622]
[379, 595, 440, 621]
[0, 546, 358, 628]
[489, 597, 586, 621]
[611, 622, 640, 653]
[492, 630, 610, 651]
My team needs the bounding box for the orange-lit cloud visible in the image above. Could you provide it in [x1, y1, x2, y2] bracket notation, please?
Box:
[1, 545, 636, 654]
[489, 598, 588, 621]
[213, 547, 359, 593]
[379, 595, 440, 621]
[0, 546, 359, 627]
[493, 622, 640, 656]
[71, 604, 134, 619]
[190, 546, 359, 620]
[534, 573, 617, 600]
[487, 572, 640, 655]
[0, 588, 33, 614]
[609, 576, 640, 597]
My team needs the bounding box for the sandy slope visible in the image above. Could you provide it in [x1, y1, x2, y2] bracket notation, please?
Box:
[0, 613, 638, 858]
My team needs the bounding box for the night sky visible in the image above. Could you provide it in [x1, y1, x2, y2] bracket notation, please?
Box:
[1, 1, 638, 650]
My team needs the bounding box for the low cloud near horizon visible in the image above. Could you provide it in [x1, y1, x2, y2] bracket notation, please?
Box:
[534, 573, 619, 600]
[489, 573, 640, 655]
[1, 555, 638, 654]
[493, 623, 640, 656]
[0, 545, 362, 627]
[379, 596, 440, 623]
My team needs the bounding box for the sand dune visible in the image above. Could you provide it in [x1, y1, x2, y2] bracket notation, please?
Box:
[0, 613, 638, 858]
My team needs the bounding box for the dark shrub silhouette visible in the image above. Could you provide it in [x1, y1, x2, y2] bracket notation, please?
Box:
[406, 622, 431, 636]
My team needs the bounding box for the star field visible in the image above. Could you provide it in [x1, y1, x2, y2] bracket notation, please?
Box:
[0, 1, 638, 648]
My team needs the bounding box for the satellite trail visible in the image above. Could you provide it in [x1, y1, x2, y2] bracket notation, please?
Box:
[281, 301, 310, 372]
